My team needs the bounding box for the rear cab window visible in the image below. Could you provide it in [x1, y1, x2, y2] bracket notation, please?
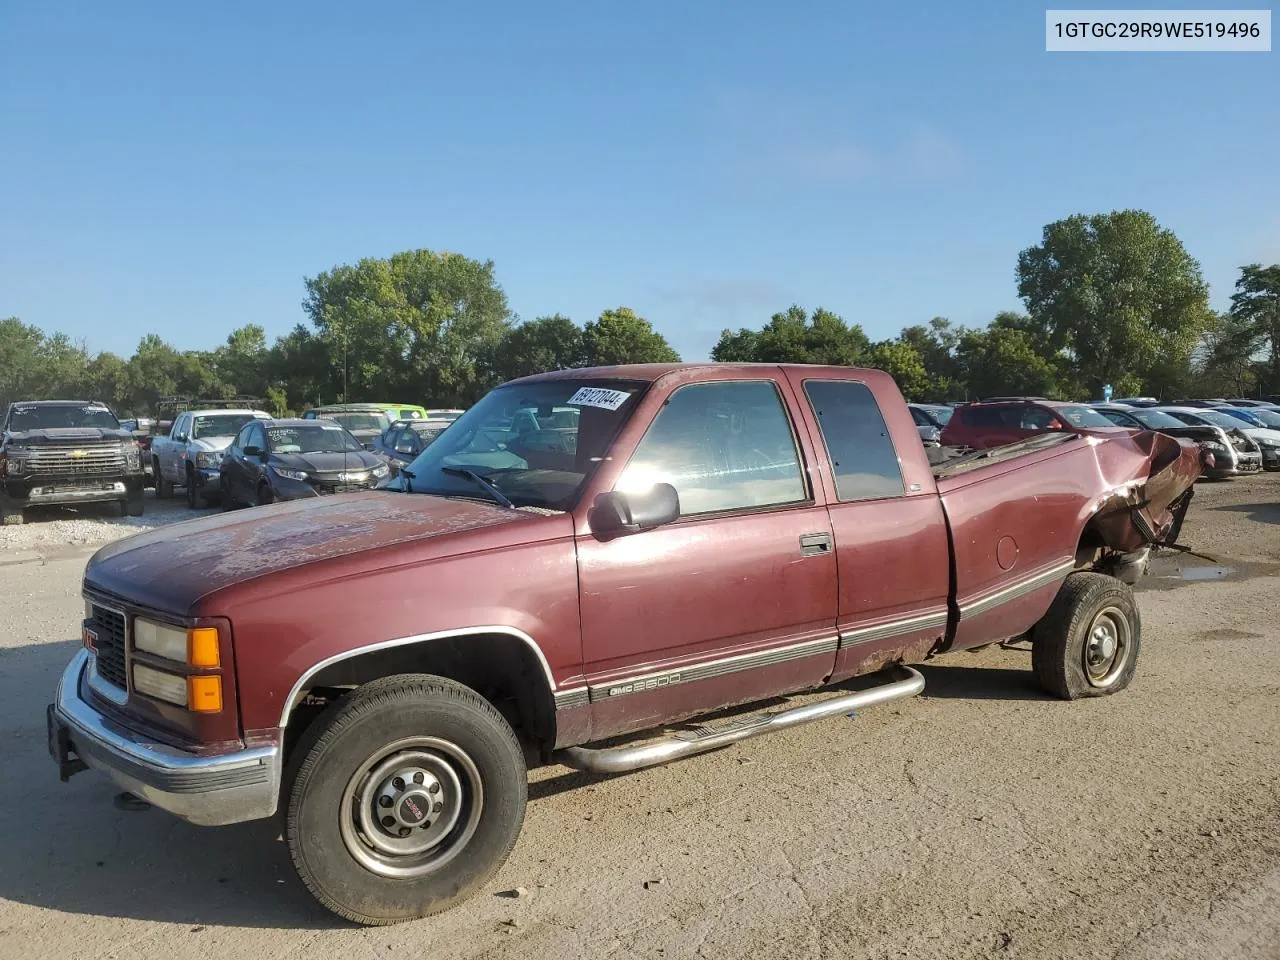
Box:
[801, 380, 905, 501]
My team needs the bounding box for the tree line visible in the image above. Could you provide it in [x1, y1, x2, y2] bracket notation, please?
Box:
[3, 210, 1279, 418]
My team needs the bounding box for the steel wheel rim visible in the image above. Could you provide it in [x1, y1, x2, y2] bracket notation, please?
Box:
[339, 736, 484, 880]
[1084, 606, 1131, 687]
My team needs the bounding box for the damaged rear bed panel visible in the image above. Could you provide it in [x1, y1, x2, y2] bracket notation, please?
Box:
[935, 431, 1201, 651]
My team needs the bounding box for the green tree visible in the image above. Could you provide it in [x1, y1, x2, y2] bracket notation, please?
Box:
[710, 305, 869, 365]
[303, 249, 514, 406]
[709, 327, 761, 362]
[868, 339, 929, 399]
[1228, 263, 1280, 392]
[214, 324, 270, 398]
[489, 314, 585, 382]
[1016, 210, 1211, 394]
[0, 317, 49, 410]
[581, 307, 680, 365]
[897, 317, 963, 400]
[956, 325, 1064, 400]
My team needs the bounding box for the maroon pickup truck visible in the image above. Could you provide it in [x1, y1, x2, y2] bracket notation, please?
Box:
[47, 363, 1201, 925]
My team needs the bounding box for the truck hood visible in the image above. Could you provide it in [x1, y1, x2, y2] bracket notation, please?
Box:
[1240, 427, 1280, 445]
[5, 427, 132, 444]
[188, 437, 235, 453]
[83, 493, 541, 612]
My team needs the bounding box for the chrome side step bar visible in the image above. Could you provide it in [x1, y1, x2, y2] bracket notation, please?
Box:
[556, 665, 925, 775]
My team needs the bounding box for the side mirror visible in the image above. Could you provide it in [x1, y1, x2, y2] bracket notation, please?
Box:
[590, 483, 680, 537]
[243, 445, 262, 458]
[175, 433, 189, 443]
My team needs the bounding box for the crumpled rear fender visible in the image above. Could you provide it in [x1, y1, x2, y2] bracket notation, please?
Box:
[1081, 431, 1201, 554]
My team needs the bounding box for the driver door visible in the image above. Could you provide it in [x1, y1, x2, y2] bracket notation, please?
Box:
[575, 376, 839, 740]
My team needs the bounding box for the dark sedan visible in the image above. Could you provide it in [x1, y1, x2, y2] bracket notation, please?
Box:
[219, 418, 391, 508]
[369, 418, 455, 475]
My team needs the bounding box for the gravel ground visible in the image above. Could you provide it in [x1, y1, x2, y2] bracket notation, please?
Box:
[1, 472, 1277, 960]
[0, 490, 214, 556]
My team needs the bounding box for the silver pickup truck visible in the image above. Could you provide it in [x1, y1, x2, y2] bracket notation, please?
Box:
[150, 407, 272, 508]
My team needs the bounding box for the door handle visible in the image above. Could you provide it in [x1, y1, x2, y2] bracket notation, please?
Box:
[799, 532, 833, 556]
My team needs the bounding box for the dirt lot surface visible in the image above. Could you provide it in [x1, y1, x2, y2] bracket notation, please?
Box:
[2, 479, 1278, 960]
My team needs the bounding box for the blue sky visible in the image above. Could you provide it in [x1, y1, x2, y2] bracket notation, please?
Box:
[2, 2, 1277, 362]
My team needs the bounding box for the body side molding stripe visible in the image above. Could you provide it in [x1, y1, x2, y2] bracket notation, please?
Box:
[839, 609, 949, 647]
[956, 559, 1075, 622]
[280, 625, 559, 728]
[586, 635, 839, 703]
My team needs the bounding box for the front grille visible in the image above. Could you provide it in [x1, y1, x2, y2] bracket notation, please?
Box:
[23, 443, 125, 477]
[88, 604, 128, 691]
[314, 481, 368, 495]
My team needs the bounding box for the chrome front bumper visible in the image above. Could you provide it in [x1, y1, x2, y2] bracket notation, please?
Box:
[47, 650, 280, 826]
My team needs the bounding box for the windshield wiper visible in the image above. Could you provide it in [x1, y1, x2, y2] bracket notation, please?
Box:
[440, 466, 515, 509]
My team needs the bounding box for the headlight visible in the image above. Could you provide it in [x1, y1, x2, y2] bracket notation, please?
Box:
[1256, 438, 1280, 448]
[133, 618, 221, 667]
[272, 466, 308, 481]
[134, 619, 189, 661]
[372, 464, 390, 478]
[121, 441, 141, 469]
[195, 451, 222, 469]
[1204, 441, 1227, 452]
[132, 664, 188, 706]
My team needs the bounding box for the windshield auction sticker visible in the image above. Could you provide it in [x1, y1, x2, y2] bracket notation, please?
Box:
[567, 387, 632, 411]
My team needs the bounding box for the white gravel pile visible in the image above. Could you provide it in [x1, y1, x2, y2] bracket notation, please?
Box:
[0, 497, 213, 552]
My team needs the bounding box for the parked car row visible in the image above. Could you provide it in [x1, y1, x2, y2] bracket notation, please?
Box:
[938, 395, 1280, 480]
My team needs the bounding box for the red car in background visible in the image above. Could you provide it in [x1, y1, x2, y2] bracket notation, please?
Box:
[939, 398, 1131, 450]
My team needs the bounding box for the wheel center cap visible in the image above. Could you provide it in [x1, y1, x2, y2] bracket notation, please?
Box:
[397, 791, 431, 826]
[1098, 635, 1116, 660]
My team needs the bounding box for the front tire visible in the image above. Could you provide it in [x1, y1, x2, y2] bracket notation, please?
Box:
[1032, 572, 1141, 700]
[284, 675, 527, 926]
[186, 466, 208, 509]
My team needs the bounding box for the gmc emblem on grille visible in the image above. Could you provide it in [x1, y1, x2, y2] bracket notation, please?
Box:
[82, 626, 98, 651]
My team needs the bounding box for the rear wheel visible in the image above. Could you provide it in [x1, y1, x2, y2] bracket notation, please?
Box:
[1032, 572, 1141, 700]
[284, 675, 527, 926]
[256, 481, 273, 507]
[155, 460, 172, 499]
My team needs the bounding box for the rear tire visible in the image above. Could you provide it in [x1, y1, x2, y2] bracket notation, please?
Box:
[284, 675, 528, 926]
[155, 460, 172, 499]
[1032, 572, 1141, 700]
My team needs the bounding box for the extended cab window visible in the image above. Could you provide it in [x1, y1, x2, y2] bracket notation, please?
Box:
[802, 380, 905, 501]
[616, 380, 807, 515]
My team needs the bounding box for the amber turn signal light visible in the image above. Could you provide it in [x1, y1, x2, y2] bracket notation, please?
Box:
[187, 675, 223, 713]
[187, 627, 220, 668]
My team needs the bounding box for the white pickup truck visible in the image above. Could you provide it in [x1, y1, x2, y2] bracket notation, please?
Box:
[150, 408, 272, 508]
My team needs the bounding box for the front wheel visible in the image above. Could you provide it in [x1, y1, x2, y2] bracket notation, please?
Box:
[284, 675, 528, 926]
[186, 467, 208, 509]
[1032, 572, 1141, 700]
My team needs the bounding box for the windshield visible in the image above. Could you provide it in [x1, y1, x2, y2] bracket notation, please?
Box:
[191, 413, 261, 439]
[267, 424, 362, 454]
[327, 413, 388, 432]
[1127, 409, 1188, 430]
[1233, 408, 1280, 428]
[1221, 409, 1266, 427]
[8, 404, 120, 431]
[1055, 405, 1118, 428]
[394, 379, 648, 509]
[1191, 410, 1255, 429]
